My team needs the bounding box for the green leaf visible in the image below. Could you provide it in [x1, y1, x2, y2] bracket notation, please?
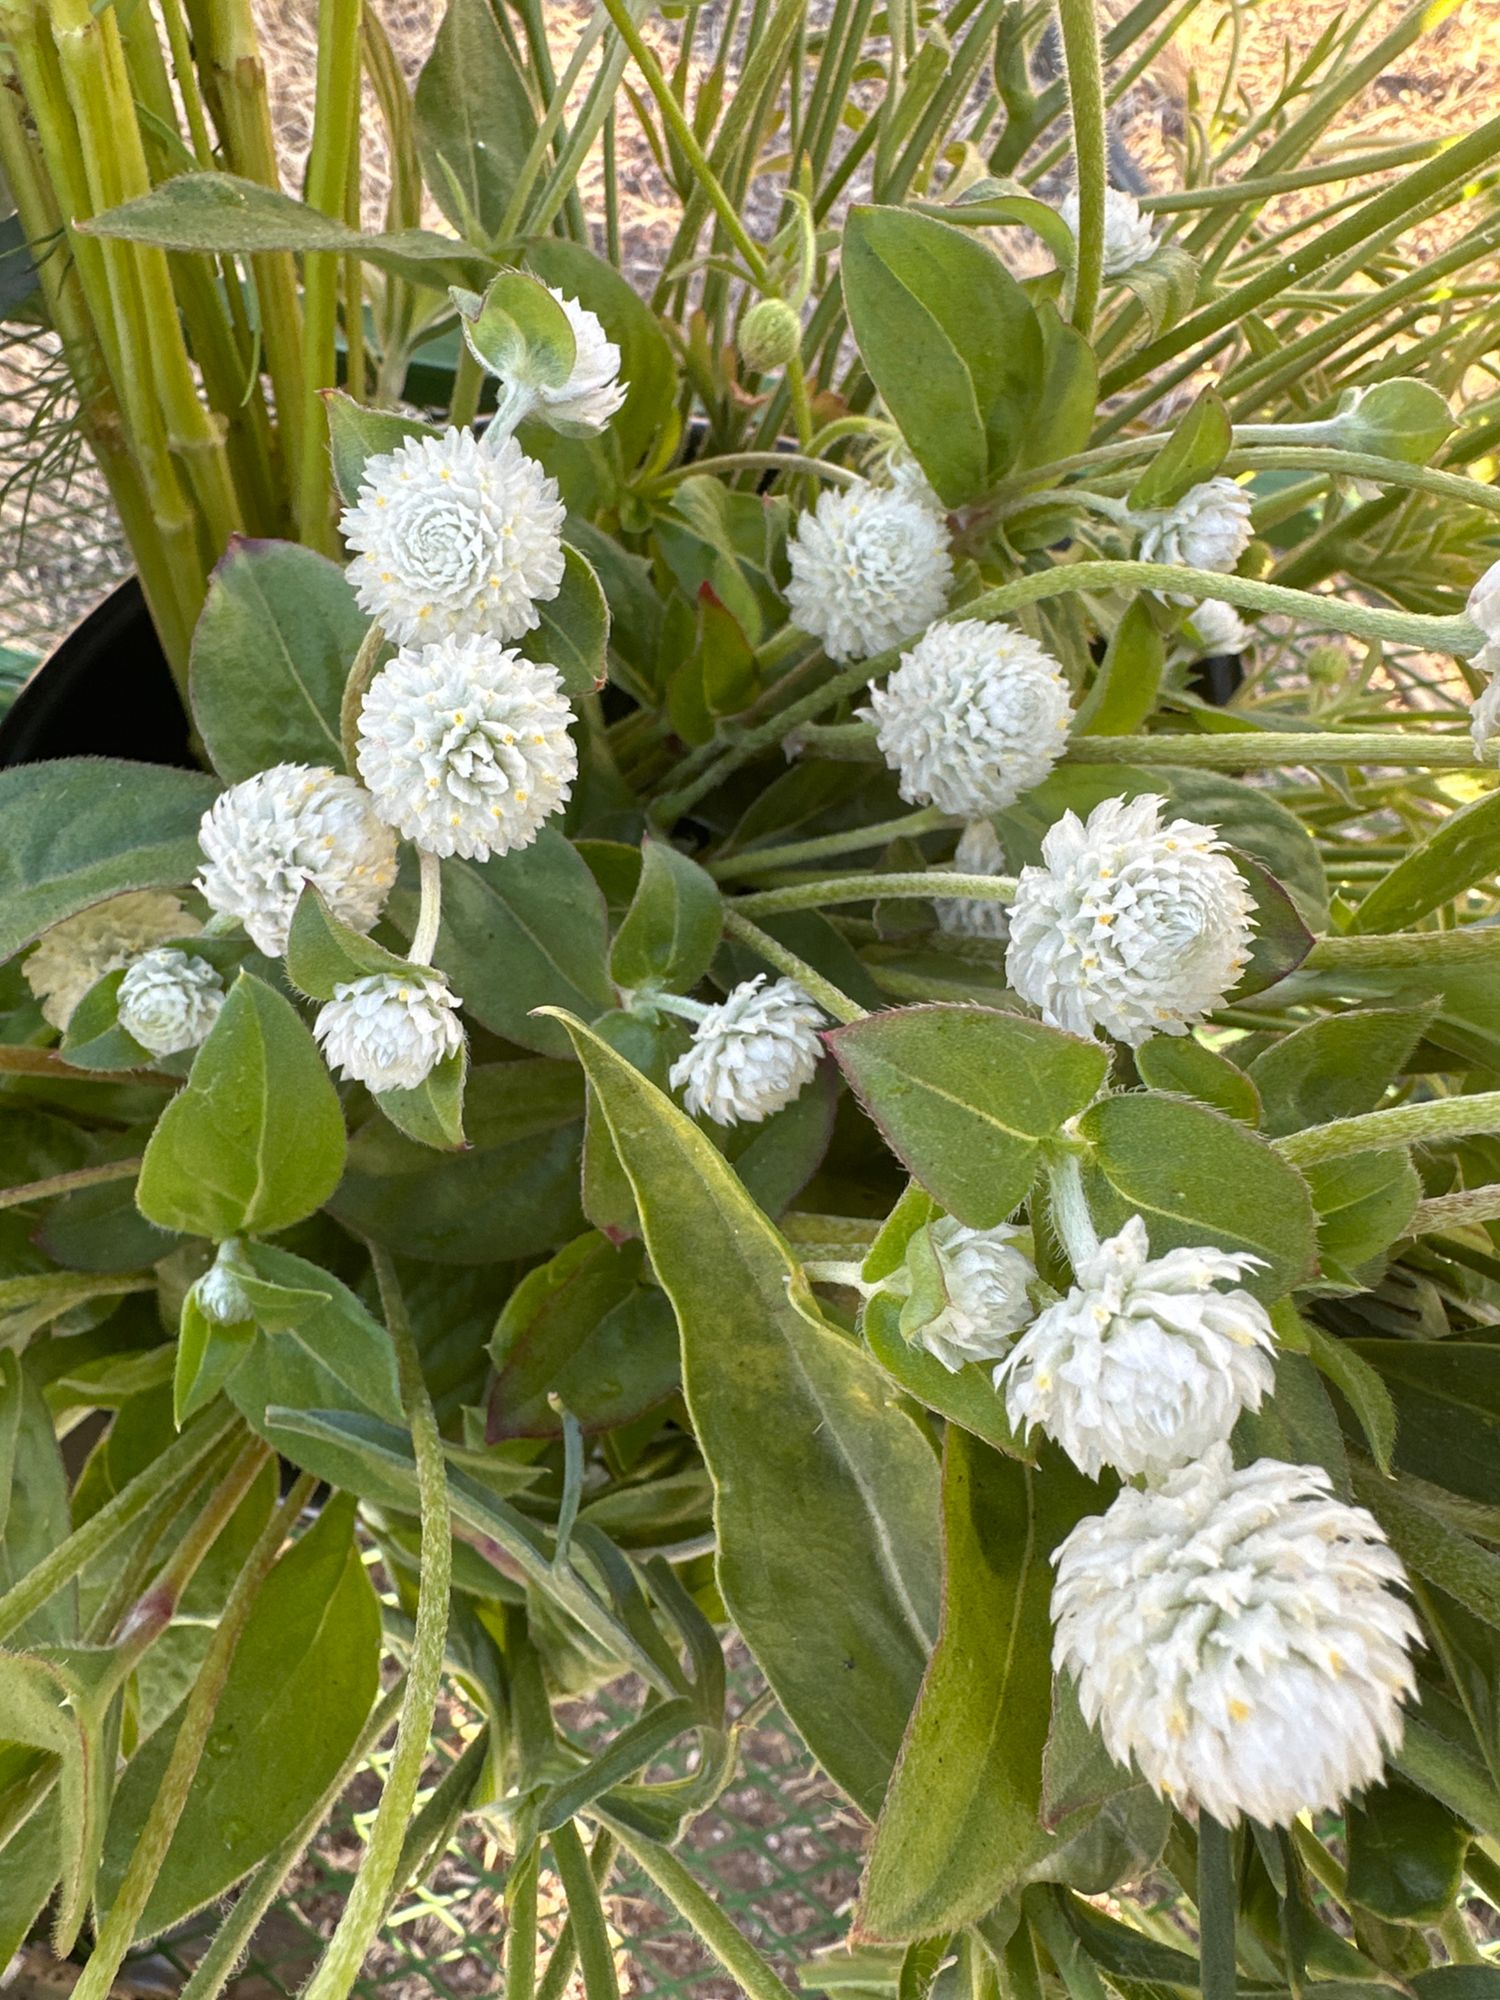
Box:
[1233, 854, 1316, 1000]
[1127, 389, 1231, 513]
[487, 1232, 679, 1438]
[609, 837, 723, 994]
[654, 477, 787, 646]
[1337, 379, 1454, 465]
[1352, 1343, 1500, 1508]
[422, 830, 613, 1059]
[1120, 242, 1200, 338]
[98, 1494, 379, 1938]
[58, 968, 152, 1071]
[858, 1433, 1098, 1938]
[1015, 300, 1097, 472]
[1304, 1149, 1419, 1289]
[457, 269, 575, 383]
[1133, 1035, 1261, 1125]
[173, 1295, 254, 1426]
[1079, 1091, 1317, 1299]
[1247, 1005, 1432, 1137]
[828, 1006, 1109, 1230]
[0, 1801, 61, 1963]
[136, 973, 346, 1240]
[377, 1042, 469, 1152]
[285, 884, 414, 1001]
[0, 759, 218, 962]
[1285, 1308, 1395, 1474]
[414, 0, 538, 242]
[842, 206, 1042, 503]
[1234, 1351, 1349, 1494]
[863, 1290, 1033, 1462]
[545, 1008, 940, 1817]
[1348, 789, 1500, 935]
[521, 543, 610, 697]
[1165, 771, 1330, 929]
[1072, 600, 1164, 738]
[1347, 1777, 1467, 1924]
[189, 538, 364, 779]
[325, 392, 441, 508]
[83, 171, 491, 289]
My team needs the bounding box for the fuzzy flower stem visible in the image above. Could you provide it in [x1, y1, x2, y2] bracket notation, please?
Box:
[409, 850, 444, 967]
[1408, 1184, 1500, 1236]
[1309, 931, 1500, 969]
[1198, 1816, 1239, 2000]
[303, 1250, 451, 2000]
[644, 452, 862, 495]
[1047, 1153, 1100, 1266]
[0, 1155, 141, 1214]
[736, 872, 1017, 919]
[801, 1259, 875, 1292]
[1276, 1092, 1500, 1169]
[340, 621, 386, 776]
[708, 807, 959, 882]
[722, 907, 866, 1024]
[1056, 0, 1107, 335]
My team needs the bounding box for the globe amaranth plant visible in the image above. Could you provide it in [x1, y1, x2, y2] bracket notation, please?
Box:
[8, 0, 1500, 1994]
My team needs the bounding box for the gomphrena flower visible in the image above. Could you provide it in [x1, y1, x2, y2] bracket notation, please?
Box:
[314, 972, 464, 1093]
[117, 947, 225, 1057]
[864, 619, 1073, 815]
[1472, 671, 1500, 762]
[669, 975, 824, 1126]
[535, 288, 627, 434]
[192, 1239, 255, 1326]
[1467, 556, 1500, 642]
[197, 764, 398, 958]
[881, 443, 945, 515]
[996, 1215, 1275, 1478]
[785, 483, 953, 663]
[1005, 793, 1255, 1046]
[1134, 477, 1254, 589]
[1058, 186, 1158, 276]
[936, 820, 1011, 942]
[24, 891, 193, 1031]
[356, 635, 577, 861]
[340, 426, 566, 646]
[1051, 1445, 1419, 1827]
[909, 1216, 1036, 1372]
[1186, 598, 1250, 658]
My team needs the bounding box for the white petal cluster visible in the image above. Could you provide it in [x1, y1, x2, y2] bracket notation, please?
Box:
[1134, 477, 1254, 594]
[193, 1240, 255, 1326]
[1006, 793, 1255, 1046]
[314, 972, 464, 1093]
[997, 1216, 1275, 1478]
[880, 444, 946, 516]
[1059, 187, 1158, 276]
[1467, 557, 1500, 642]
[911, 1216, 1036, 1372]
[341, 427, 566, 646]
[785, 483, 953, 663]
[1472, 670, 1500, 762]
[24, 891, 192, 1030]
[535, 289, 627, 434]
[1465, 562, 1500, 761]
[669, 976, 824, 1126]
[864, 619, 1073, 816]
[1052, 1445, 1419, 1827]
[1186, 599, 1250, 658]
[936, 820, 1011, 942]
[197, 764, 398, 958]
[117, 947, 225, 1056]
[356, 635, 577, 861]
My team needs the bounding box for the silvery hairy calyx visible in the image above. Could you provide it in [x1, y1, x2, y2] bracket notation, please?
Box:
[4, 0, 1500, 1987]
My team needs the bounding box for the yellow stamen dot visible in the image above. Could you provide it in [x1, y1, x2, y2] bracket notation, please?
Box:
[1228, 1699, 1252, 1723]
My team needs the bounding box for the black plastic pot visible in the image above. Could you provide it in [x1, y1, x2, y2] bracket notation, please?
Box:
[0, 576, 193, 769]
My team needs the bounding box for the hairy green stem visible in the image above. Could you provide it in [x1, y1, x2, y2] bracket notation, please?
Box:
[737, 871, 1016, 918]
[1276, 1092, 1500, 1169]
[722, 908, 866, 1023]
[709, 806, 959, 880]
[340, 620, 386, 774]
[0, 1155, 141, 1213]
[1055, 0, 1106, 334]
[1408, 1185, 1500, 1236]
[296, 0, 362, 555]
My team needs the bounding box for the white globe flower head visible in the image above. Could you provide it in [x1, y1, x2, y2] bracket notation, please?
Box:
[533, 288, 627, 434]
[936, 820, 1011, 943]
[996, 1215, 1275, 1478]
[669, 976, 825, 1126]
[1467, 557, 1500, 641]
[785, 483, 953, 663]
[1134, 477, 1254, 597]
[24, 890, 192, 1031]
[356, 635, 577, 861]
[314, 972, 464, 1093]
[1005, 793, 1255, 1046]
[910, 1216, 1036, 1372]
[880, 443, 946, 516]
[197, 764, 399, 958]
[117, 947, 225, 1057]
[1052, 1445, 1419, 1827]
[863, 619, 1074, 816]
[1187, 599, 1251, 658]
[1472, 657, 1500, 763]
[1058, 186, 1159, 277]
[340, 426, 566, 647]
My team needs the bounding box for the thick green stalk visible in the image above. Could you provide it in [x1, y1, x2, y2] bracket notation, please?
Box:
[0, 1156, 140, 1215]
[1055, 0, 1105, 334]
[737, 870, 1014, 917]
[1276, 1093, 1500, 1170]
[722, 908, 865, 1022]
[1408, 1185, 1500, 1236]
[302, 1249, 451, 2000]
[1065, 732, 1478, 771]
[708, 805, 957, 880]
[551, 1821, 621, 2000]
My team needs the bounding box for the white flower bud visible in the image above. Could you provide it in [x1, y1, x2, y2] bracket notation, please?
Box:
[197, 764, 398, 959]
[1134, 477, 1254, 595]
[864, 619, 1073, 816]
[1005, 793, 1255, 1047]
[1058, 186, 1158, 276]
[314, 972, 464, 1092]
[1468, 559, 1500, 642]
[24, 891, 192, 1031]
[738, 299, 802, 373]
[1186, 599, 1250, 657]
[910, 1216, 1036, 1372]
[785, 484, 953, 663]
[117, 947, 225, 1056]
[534, 289, 627, 434]
[668, 976, 824, 1127]
[1052, 1445, 1419, 1827]
[340, 426, 566, 647]
[356, 635, 577, 861]
[996, 1215, 1275, 1478]
[192, 1239, 255, 1326]
[936, 820, 1011, 942]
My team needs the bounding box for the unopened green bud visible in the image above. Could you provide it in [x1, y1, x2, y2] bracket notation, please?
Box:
[1334, 378, 1454, 465]
[738, 298, 801, 373]
[1305, 644, 1347, 687]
